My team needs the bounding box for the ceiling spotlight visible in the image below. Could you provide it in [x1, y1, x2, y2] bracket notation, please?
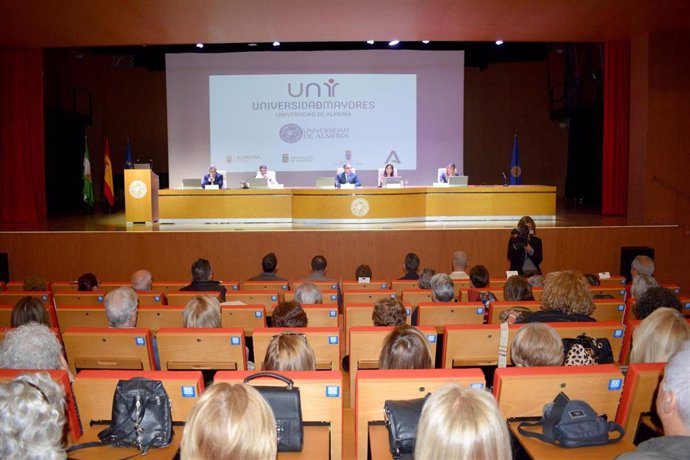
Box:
[366, 40, 375, 45]
[495, 40, 504, 45]
[195, 43, 204, 49]
[272, 41, 280, 47]
[248, 43, 258, 47]
[422, 40, 430, 44]
[388, 40, 400, 46]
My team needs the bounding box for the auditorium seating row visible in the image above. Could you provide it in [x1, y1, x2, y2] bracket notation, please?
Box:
[0, 362, 662, 459]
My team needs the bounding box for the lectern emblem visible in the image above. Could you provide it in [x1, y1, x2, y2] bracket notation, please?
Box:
[350, 197, 370, 217]
[510, 165, 522, 178]
[128, 180, 148, 199]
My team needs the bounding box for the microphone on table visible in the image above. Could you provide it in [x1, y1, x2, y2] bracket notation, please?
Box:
[502, 172, 509, 187]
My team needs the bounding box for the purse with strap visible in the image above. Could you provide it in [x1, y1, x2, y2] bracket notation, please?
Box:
[244, 372, 304, 452]
[517, 392, 624, 448]
[383, 394, 429, 460]
[563, 334, 614, 365]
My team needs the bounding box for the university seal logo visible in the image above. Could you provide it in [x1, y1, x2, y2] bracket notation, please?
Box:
[128, 180, 148, 199]
[510, 165, 522, 178]
[350, 197, 370, 217]
[279, 124, 303, 143]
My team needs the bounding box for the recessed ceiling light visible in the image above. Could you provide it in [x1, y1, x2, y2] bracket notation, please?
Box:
[248, 43, 258, 47]
[495, 40, 504, 45]
[272, 41, 280, 47]
[195, 43, 204, 49]
[366, 40, 375, 45]
[389, 40, 400, 46]
[422, 40, 430, 44]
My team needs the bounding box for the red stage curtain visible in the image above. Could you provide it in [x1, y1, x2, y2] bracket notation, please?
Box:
[602, 42, 630, 216]
[0, 49, 46, 223]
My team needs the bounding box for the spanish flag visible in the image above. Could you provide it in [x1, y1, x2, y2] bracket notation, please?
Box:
[103, 138, 114, 207]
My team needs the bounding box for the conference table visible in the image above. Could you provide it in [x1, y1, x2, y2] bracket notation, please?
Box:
[157, 185, 556, 224]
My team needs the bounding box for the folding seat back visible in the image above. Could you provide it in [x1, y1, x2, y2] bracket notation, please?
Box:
[400, 288, 431, 307]
[0, 304, 12, 326]
[0, 290, 53, 307]
[137, 305, 185, 335]
[4, 281, 25, 290]
[417, 301, 485, 332]
[216, 370, 344, 460]
[241, 280, 290, 301]
[62, 327, 155, 373]
[137, 291, 167, 306]
[356, 369, 485, 460]
[344, 289, 396, 305]
[349, 326, 437, 406]
[156, 328, 246, 371]
[220, 303, 267, 335]
[56, 305, 108, 332]
[302, 303, 340, 328]
[391, 279, 418, 297]
[291, 280, 340, 291]
[98, 282, 131, 293]
[487, 300, 541, 324]
[443, 323, 524, 368]
[284, 289, 338, 303]
[592, 298, 627, 322]
[590, 286, 627, 300]
[252, 327, 341, 371]
[598, 275, 626, 287]
[615, 363, 665, 443]
[54, 291, 106, 307]
[151, 281, 187, 294]
[224, 290, 280, 314]
[0, 369, 82, 443]
[166, 290, 224, 306]
[344, 303, 412, 351]
[49, 282, 79, 292]
[342, 280, 390, 291]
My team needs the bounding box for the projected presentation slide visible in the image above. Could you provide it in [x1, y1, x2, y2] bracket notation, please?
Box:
[209, 74, 416, 172]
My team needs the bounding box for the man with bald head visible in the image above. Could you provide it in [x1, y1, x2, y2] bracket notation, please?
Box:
[449, 251, 469, 280]
[131, 269, 153, 291]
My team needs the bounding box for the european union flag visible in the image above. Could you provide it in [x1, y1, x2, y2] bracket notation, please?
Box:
[124, 138, 134, 169]
[510, 132, 522, 185]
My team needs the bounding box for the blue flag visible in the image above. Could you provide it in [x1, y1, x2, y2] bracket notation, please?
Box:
[510, 132, 522, 185]
[124, 138, 134, 169]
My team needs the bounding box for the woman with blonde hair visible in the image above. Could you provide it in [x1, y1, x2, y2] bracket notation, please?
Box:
[415, 383, 512, 460]
[630, 307, 690, 363]
[511, 323, 563, 367]
[183, 295, 221, 328]
[181, 382, 277, 460]
[379, 325, 433, 370]
[262, 332, 316, 371]
[520, 270, 595, 323]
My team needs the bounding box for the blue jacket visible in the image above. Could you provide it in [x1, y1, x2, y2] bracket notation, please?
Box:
[202, 173, 223, 189]
[335, 171, 361, 187]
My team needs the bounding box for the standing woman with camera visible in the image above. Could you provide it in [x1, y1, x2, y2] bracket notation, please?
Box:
[508, 215, 543, 276]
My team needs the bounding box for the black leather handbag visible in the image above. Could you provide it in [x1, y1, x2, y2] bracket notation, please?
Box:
[244, 372, 304, 452]
[383, 394, 429, 460]
[98, 377, 173, 452]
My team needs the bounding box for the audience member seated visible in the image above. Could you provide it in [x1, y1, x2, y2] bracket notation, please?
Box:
[248, 252, 287, 281]
[583, 273, 601, 286]
[77, 272, 99, 291]
[503, 275, 535, 301]
[630, 273, 659, 300]
[255, 164, 277, 186]
[180, 382, 277, 460]
[507, 215, 543, 277]
[439, 162, 459, 183]
[183, 295, 222, 328]
[372, 298, 406, 327]
[105, 286, 138, 328]
[378, 325, 433, 369]
[634, 286, 683, 320]
[449, 251, 469, 280]
[430, 273, 455, 302]
[294, 282, 322, 305]
[11, 296, 50, 327]
[130, 269, 153, 291]
[467, 264, 497, 308]
[618, 341, 690, 459]
[0, 323, 73, 380]
[355, 264, 372, 281]
[0, 372, 67, 460]
[302, 255, 337, 283]
[22, 275, 47, 291]
[630, 308, 690, 364]
[262, 332, 316, 371]
[271, 301, 308, 328]
[335, 163, 361, 188]
[511, 323, 564, 367]
[527, 275, 544, 287]
[414, 383, 512, 460]
[418, 268, 436, 289]
[180, 258, 227, 301]
[201, 165, 223, 189]
[519, 271, 595, 323]
[399, 252, 420, 280]
[631, 254, 655, 278]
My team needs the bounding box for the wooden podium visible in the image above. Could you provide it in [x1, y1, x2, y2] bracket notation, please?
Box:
[125, 169, 159, 224]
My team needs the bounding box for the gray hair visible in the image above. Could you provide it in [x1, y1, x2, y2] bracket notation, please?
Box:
[0, 323, 63, 370]
[631, 274, 659, 299]
[105, 286, 138, 328]
[452, 251, 468, 271]
[662, 340, 690, 428]
[631, 255, 655, 276]
[130, 269, 153, 291]
[418, 268, 436, 289]
[431, 273, 455, 302]
[295, 283, 323, 305]
[0, 372, 66, 459]
[528, 275, 544, 288]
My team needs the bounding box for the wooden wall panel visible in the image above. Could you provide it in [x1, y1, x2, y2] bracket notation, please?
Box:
[1, 226, 688, 291]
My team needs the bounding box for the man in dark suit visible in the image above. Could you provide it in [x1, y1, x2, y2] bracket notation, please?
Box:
[399, 252, 420, 280]
[335, 163, 361, 188]
[180, 258, 227, 301]
[201, 165, 223, 189]
[248, 252, 287, 281]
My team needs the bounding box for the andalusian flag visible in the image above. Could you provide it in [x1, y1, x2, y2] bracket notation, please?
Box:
[82, 136, 94, 207]
[103, 138, 115, 207]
